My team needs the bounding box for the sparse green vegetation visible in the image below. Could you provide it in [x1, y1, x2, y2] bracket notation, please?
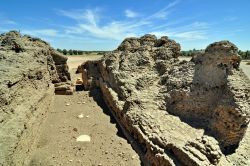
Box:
[56, 48, 110, 55]
[238, 50, 250, 60]
[181, 49, 250, 60]
[181, 49, 204, 57]
[59, 47, 249, 59]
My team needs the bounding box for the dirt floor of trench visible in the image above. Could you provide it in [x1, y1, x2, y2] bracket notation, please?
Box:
[28, 55, 141, 166]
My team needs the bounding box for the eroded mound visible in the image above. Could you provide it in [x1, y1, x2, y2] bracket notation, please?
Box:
[0, 31, 71, 165]
[81, 35, 250, 165]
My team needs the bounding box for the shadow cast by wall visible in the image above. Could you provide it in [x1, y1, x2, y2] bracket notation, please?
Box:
[88, 88, 130, 141]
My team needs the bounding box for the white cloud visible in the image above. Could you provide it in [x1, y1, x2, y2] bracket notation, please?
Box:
[22, 29, 58, 37]
[57, 9, 99, 26]
[0, 20, 16, 25]
[224, 16, 238, 22]
[59, 8, 147, 40]
[57, 9, 86, 20]
[172, 31, 207, 40]
[167, 0, 181, 8]
[150, 30, 207, 41]
[125, 9, 138, 18]
[0, 13, 17, 25]
[56, 0, 209, 43]
[0, 28, 9, 33]
[148, 0, 181, 19]
[76, 21, 138, 40]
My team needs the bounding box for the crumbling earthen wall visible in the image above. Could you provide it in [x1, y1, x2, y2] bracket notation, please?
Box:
[50, 50, 70, 83]
[81, 35, 250, 165]
[164, 41, 249, 151]
[0, 31, 71, 165]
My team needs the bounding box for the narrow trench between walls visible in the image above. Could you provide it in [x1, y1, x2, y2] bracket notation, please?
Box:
[88, 88, 151, 166]
[11, 54, 143, 166]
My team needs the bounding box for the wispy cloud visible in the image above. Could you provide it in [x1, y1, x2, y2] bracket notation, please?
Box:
[53, 0, 209, 47]
[150, 30, 207, 41]
[125, 9, 138, 18]
[73, 21, 139, 40]
[22, 29, 58, 37]
[172, 31, 207, 40]
[58, 9, 142, 40]
[56, 8, 100, 25]
[0, 20, 17, 25]
[149, 21, 210, 41]
[224, 16, 238, 22]
[0, 12, 17, 25]
[148, 0, 181, 19]
[56, 0, 187, 41]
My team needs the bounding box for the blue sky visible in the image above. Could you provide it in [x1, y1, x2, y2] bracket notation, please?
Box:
[0, 0, 249, 50]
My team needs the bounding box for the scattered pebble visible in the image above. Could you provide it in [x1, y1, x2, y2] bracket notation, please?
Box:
[76, 135, 91, 142]
[86, 115, 89, 118]
[73, 128, 78, 132]
[66, 103, 70, 106]
[69, 159, 73, 162]
[78, 113, 84, 119]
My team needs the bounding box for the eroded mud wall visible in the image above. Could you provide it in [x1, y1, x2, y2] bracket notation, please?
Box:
[81, 35, 250, 166]
[0, 31, 70, 165]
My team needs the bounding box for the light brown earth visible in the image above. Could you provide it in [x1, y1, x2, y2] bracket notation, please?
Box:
[241, 60, 250, 78]
[67, 54, 103, 69]
[28, 54, 141, 166]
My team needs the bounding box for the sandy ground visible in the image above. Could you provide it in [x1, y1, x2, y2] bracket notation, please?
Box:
[67, 54, 103, 69]
[241, 61, 250, 78]
[29, 55, 141, 166]
[179, 57, 250, 79]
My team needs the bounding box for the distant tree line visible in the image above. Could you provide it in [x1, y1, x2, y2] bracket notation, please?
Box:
[56, 48, 109, 55]
[238, 50, 250, 60]
[180, 49, 204, 57]
[181, 49, 250, 60]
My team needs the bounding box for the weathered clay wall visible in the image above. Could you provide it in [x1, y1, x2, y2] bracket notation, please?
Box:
[81, 35, 250, 165]
[164, 41, 249, 151]
[0, 31, 70, 165]
[50, 50, 70, 83]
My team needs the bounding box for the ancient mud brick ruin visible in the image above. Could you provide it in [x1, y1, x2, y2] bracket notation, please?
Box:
[81, 35, 250, 165]
[0, 31, 71, 165]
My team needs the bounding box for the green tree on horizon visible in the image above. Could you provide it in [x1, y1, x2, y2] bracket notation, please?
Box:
[68, 49, 73, 55]
[73, 50, 78, 55]
[62, 49, 67, 55]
